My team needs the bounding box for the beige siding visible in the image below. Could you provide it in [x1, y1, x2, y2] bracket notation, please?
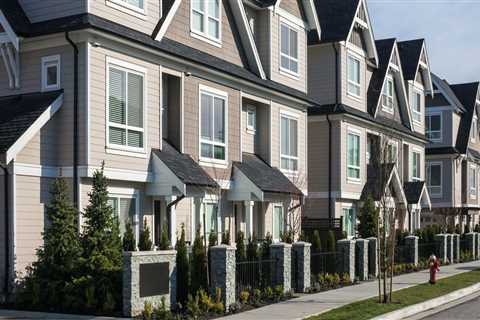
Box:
[175, 198, 192, 242]
[19, 0, 86, 23]
[255, 10, 271, 77]
[241, 105, 255, 154]
[164, 0, 246, 67]
[340, 46, 367, 112]
[304, 198, 329, 219]
[270, 13, 307, 93]
[307, 119, 329, 192]
[278, 0, 303, 18]
[307, 45, 336, 104]
[90, 0, 160, 35]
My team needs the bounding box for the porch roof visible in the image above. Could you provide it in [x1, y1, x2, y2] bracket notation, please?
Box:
[404, 181, 431, 209]
[361, 163, 407, 207]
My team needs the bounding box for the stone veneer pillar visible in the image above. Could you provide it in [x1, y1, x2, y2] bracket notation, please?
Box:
[465, 233, 476, 260]
[476, 233, 480, 259]
[336, 239, 355, 282]
[453, 234, 460, 263]
[292, 242, 311, 293]
[367, 237, 378, 277]
[270, 243, 292, 293]
[405, 235, 419, 266]
[355, 239, 368, 281]
[209, 245, 236, 310]
[435, 234, 448, 264]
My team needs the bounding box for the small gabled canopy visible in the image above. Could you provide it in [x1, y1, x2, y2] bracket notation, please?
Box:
[429, 73, 466, 113]
[397, 39, 434, 95]
[404, 181, 431, 210]
[0, 90, 63, 165]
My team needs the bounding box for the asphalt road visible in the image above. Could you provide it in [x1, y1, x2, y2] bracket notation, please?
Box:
[422, 294, 480, 320]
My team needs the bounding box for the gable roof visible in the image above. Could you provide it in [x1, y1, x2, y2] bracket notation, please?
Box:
[397, 39, 433, 94]
[360, 163, 407, 206]
[429, 73, 466, 113]
[0, 0, 30, 36]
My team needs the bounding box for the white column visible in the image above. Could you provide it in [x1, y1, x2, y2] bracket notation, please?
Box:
[170, 196, 177, 247]
[244, 201, 254, 238]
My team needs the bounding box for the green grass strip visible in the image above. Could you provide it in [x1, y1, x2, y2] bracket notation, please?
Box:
[306, 269, 480, 320]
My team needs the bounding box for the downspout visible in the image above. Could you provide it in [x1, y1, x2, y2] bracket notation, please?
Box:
[65, 32, 79, 210]
[0, 163, 9, 299]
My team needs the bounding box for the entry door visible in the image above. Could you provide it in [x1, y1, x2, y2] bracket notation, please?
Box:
[154, 200, 170, 246]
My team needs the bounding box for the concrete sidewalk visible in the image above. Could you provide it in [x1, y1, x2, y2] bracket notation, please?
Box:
[221, 260, 480, 320]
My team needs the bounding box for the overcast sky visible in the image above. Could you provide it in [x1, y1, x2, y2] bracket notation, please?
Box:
[367, 0, 480, 84]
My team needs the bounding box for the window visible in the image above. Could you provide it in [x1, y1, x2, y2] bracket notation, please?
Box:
[280, 23, 298, 75]
[41, 55, 60, 91]
[470, 166, 477, 197]
[342, 207, 356, 238]
[347, 132, 360, 180]
[109, 0, 144, 11]
[273, 205, 284, 240]
[471, 116, 477, 142]
[412, 91, 422, 123]
[387, 142, 397, 164]
[200, 89, 227, 162]
[191, 0, 221, 42]
[280, 115, 298, 172]
[246, 106, 256, 132]
[427, 163, 442, 196]
[347, 55, 361, 97]
[426, 114, 442, 141]
[382, 77, 394, 112]
[204, 202, 218, 238]
[108, 196, 137, 236]
[108, 64, 145, 150]
[411, 151, 421, 181]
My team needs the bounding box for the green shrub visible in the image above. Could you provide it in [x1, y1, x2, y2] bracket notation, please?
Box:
[211, 288, 224, 314]
[247, 235, 258, 260]
[158, 225, 170, 250]
[341, 273, 351, 285]
[332, 273, 341, 287]
[326, 231, 336, 252]
[142, 301, 153, 320]
[236, 231, 246, 261]
[358, 195, 378, 238]
[311, 230, 322, 252]
[280, 230, 294, 244]
[198, 289, 213, 313]
[176, 224, 189, 305]
[138, 219, 153, 251]
[221, 230, 230, 245]
[208, 231, 218, 247]
[122, 218, 136, 251]
[263, 286, 273, 300]
[186, 293, 201, 318]
[251, 288, 262, 306]
[154, 297, 173, 320]
[191, 228, 208, 294]
[273, 285, 284, 301]
[239, 290, 249, 304]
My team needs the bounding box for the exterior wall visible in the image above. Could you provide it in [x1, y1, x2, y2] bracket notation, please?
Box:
[255, 10, 271, 78]
[304, 198, 329, 219]
[0, 173, 5, 292]
[241, 105, 255, 154]
[307, 119, 330, 193]
[376, 76, 403, 124]
[307, 44, 336, 105]
[427, 157, 453, 206]
[278, 0, 303, 18]
[339, 45, 368, 112]
[163, 0, 246, 68]
[19, 0, 86, 23]
[405, 141, 425, 182]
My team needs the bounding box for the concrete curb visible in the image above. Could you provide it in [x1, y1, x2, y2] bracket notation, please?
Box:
[370, 282, 480, 320]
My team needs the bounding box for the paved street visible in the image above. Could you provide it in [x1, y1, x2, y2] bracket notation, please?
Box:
[421, 294, 480, 320]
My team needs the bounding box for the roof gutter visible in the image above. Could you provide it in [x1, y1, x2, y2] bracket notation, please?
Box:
[0, 162, 9, 299]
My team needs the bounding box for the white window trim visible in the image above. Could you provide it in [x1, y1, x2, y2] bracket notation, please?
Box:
[105, 57, 147, 155]
[272, 204, 284, 242]
[41, 55, 61, 92]
[346, 128, 361, 183]
[426, 112, 442, 142]
[342, 205, 356, 239]
[246, 105, 256, 134]
[427, 162, 443, 198]
[198, 84, 228, 167]
[471, 115, 478, 143]
[280, 111, 299, 174]
[470, 164, 477, 199]
[347, 54, 361, 99]
[108, 188, 140, 244]
[106, 0, 147, 20]
[381, 76, 394, 114]
[279, 20, 300, 78]
[202, 198, 221, 237]
[412, 89, 423, 124]
[190, 0, 222, 47]
[411, 149, 422, 181]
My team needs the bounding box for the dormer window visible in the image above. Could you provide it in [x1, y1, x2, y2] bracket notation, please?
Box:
[41, 55, 60, 91]
[191, 0, 221, 44]
[426, 113, 442, 142]
[382, 77, 394, 112]
[471, 115, 477, 142]
[412, 91, 422, 123]
[280, 22, 299, 76]
[347, 55, 361, 97]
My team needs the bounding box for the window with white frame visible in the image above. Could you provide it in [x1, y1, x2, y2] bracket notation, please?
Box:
[280, 115, 298, 172]
[347, 132, 360, 180]
[471, 116, 477, 142]
[108, 0, 144, 13]
[382, 77, 394, 112]
[427, 162, 442, 196]
[426, 114, 442, 141]
[191, 0, 221, 42]
[347, 55, 361, 97]
[342, 207, 356, 238]
[412, 91, 422, 123]
[41, 55, 60, 91]
[387, 142, 398, 164]
[273, 205, 284, 240]
[411, 151, 421, 181]
[469, 165, 477, 197]
[246, 106, 256, 132]
[108, 196, 137, 236]
[200, 89, 226, 162]
[108, 63, 145, 150]
[280, 22, 298, 75]
[203, 201, 218, 238]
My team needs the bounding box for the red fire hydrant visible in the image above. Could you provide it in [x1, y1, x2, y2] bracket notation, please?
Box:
[429, 254, 440, 284]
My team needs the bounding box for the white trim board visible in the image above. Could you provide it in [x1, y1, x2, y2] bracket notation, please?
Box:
[153, 0, 182, 42]
[0, 9, 19, 51]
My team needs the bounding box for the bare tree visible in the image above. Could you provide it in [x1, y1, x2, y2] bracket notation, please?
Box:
[285, 170, 307, 242]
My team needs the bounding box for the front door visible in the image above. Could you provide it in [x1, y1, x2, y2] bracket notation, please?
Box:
[154, 200, 171, 246]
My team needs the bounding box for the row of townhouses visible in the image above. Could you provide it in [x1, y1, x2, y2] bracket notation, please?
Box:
[0, 0, 477, 297]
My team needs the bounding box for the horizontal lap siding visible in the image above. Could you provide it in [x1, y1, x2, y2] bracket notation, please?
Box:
[308, 120, 329, 192]
[175, 198, 192, 242]
[241, 106, 254, 154]
[279, 0, 303, 18]
[427, 158, 452, 205]
[307, 45, 336, 105]
[304, 198, 329, 219]
[19, 0, 86, 23]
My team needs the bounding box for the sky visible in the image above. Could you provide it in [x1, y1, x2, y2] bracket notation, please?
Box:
[367, 0, 480, 84]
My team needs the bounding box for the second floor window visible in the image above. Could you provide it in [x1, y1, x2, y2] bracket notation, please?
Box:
[427, 163, 442, 196]
[411, 151, 421, 181]
[382, 77, 394, 112]
[412, 91, 422, 123]
[347, 55, 361, 97]
[426, 114, 441, 141]
[200, 90, 226, 162]
[108, 65, 144, 150]
[280, 23, 299, 75]
[280, 115, 298, 172]
[470, 166, 477, 197]
[191, 0, 221, 42]
[347, 132, 360, 180]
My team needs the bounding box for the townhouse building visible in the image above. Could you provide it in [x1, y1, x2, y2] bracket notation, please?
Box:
[305, 0, 432, 237]
[0, 0, 320, 296]
[424, 73, 480, 230]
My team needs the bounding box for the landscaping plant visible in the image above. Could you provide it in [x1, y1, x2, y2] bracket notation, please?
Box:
[311, 230, 322, 252]
[358, 195, 378, 239]
[191, 228, 208, 294]
[246, 235, 258, 260]
[176, 224, 190, 305]
[122, 218, 136, 251]
[221, 230, 230, 245]
[158, 225, 170, 250]
[138, 218, 153, 251]
[236, 231, 246, 261]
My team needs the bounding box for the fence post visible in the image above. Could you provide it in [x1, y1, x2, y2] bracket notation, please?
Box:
[270, 242, 292, 293]
[355, 239, 368, 281]
[336, 239, 355, 282]
[453, 234, 460, 263]
[465, 232, 476, 260]
[435, 234, 448, 264]
[367, 237, 378, 277]
[446, 234, 454, 264]
[405, 235, 418, 266]
[292, 242, 311, 293]
[209, 245, 236, 310]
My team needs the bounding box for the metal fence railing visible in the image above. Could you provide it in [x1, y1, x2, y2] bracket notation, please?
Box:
[394, 245, 409, 264]
[418, 242, 436, 261]
[310, 251, 339, 276]
[236, 257, 277, 294]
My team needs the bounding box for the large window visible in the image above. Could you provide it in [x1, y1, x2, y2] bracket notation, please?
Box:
[347, 132, 360, 180]
[382, 77, 394, 112]
[412, 91, 422, 123]
[191, 0, 221, 42]
[273, 205, 284, 241]
[246, 106, 256, 132]
[343, 207, 356, 238]
[280, 23, 298, 75]
[108, 63, 145, 150]
[347, 55, 361, 97]
[426, 114, 442, 141]
[108, 196, 137, 236]
[200, 88, 226, 162]
[281, 115, 298, 172]
[471, 116, 478, 142]
[427, 162, 442, 197]
[41, 55, 61, 91]
[411, 151, 421, 181]
[204, 202, 218, 238]
[470, 166, 477, 198]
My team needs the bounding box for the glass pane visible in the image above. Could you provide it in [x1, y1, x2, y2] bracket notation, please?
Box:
[192, 11, 204, 32]
[201, 94, 213, 140]
[281, 117, 289, 155]
[109, 68, 126, 125]
[290, 119, 298, 157]
[109, 127, 126, 146]
[281, 24, 289, 55]
[127, 130, 143, 148]
[127, 73, 143, 128]
[213, 145, 225, 160]
[291, 159, 298, 171]
[125, 0, 143, 9]
[290, 28, 298, 59]
[281, 55, 290, 70]
[208, 0, 219, 18]
[354, 136, 360, 166]
[46, 65, 57, 86]
[205, 203, 218, 234]
[192, 0, 203, 11]
[431, 165, 441, 186]
[119, 198, 136, 235]
[290, 60, 298, 73]
[213, 97, 225, 143]
[201, 143, 213, 158]
[108, 198, 118, 214]
[208, 18, 219, 39]
[281, 158, 288, 170]
[431, 115, 441, 131]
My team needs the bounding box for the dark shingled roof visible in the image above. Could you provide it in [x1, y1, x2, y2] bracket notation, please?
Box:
[308, 0, 359, 44]
[430, 73, 466, 113]
[0, 90, 63, 154]
[0, 0, 30, 35]
[361, 164, 395, 201]
[397, 39, 424, 81]
[152, 141, 218, 188]
[403, 181, 425, 204]
[151, 0, 176, 39]
[425, 146, 459, 155]
[250, 0, 277, 8]
[234, 153, 302, 195]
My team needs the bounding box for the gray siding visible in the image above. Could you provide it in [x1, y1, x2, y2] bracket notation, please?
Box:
[19, 0, 86, 23]
[307, 44, 336, 105]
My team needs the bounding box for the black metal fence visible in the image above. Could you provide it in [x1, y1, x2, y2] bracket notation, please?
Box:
[418, 242, 436, 261]
[236, 257, 277, 294]
[394, 245, 409, 264]
[291, 249, 298, 292]
[310, 251, 340, 276]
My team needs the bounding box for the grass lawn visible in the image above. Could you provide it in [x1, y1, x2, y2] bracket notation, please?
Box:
[306, 269, 480, 320]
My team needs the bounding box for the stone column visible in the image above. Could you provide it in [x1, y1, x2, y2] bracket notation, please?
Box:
[244, 201, 254, 239]
[367, 237, 378, 277]
[435, 234, 448, 264]
[292, 242, 311, 293]
[209, 245, 236, 310]
[336, 239, 355, 282]
[355, 239, 368, 281]
[453, 234, 460, 263]
[405, 235, 419, 266]
[465, 233, 476, 260]
[446, 234, 454, 264]
[270, 243, 292, 293]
